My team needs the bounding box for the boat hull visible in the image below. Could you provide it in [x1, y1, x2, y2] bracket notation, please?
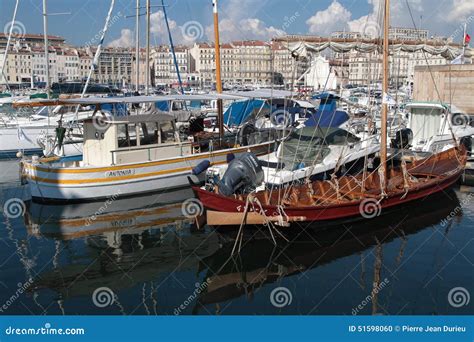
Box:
[0, 125, 49, 158]
[195, 170, 461, 223]
[0, 125, 83, 159]
[194, 147, 466, 224]
[23, 142, 274, 202]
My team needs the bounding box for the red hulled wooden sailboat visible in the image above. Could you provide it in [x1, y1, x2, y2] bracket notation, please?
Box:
[193, 0, 467, 226]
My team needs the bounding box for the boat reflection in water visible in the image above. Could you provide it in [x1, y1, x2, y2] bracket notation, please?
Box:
[24, 189, 221, 308]
[194, 189, 463, 315]
[20, 188, 465, 314]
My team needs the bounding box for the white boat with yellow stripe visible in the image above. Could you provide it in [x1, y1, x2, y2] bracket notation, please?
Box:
[21, 113, 274, 202]
[16, 96, 276, 202]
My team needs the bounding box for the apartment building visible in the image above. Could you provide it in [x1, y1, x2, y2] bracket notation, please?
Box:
[332, 28, 429, 41]
[0, 33, 65, 49]
[151, 46, 190, 87]
[0, 28, 458, 90]
[348, 50, 448, 86]
[189, 41, 307, 88]
[389, 27, 428, 41]
[2, 47, 32, 85]
[89, 47, 133, 86]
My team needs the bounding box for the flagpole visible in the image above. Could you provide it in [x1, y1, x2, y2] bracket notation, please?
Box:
[462, 22, 467, 64]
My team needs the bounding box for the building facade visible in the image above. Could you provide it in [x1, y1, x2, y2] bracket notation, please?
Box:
[0, 28, 463, 91]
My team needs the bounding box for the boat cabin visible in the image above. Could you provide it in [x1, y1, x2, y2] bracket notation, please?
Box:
[406, 102, 469, 146]
[82, 113, 193, 167]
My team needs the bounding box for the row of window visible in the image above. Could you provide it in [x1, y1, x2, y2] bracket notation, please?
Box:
[116, 122, 176, 148]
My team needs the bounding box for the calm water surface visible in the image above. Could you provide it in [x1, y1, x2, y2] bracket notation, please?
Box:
[0, 159, 473, 315]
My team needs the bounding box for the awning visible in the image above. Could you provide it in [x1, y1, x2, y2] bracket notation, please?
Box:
[11, 93, 245, 108]
[288, 41, 471, 60]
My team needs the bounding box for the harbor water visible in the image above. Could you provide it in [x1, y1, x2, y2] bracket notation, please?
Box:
[0, 158, 473, 315]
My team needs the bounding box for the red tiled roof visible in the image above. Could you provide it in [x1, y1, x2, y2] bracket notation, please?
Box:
[0, 33, 65, 41]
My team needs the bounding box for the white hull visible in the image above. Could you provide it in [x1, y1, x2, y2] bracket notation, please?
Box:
[0, 125, 51, 157]
[264, 144, 380, 187]
[28, 169, 201, 201]
[0, 124, 83, 158]
[23, 142, 274, 202]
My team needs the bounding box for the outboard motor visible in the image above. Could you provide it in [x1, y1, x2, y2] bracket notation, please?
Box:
[391, 128, 413, 149]
[218, 152, 264, 196]
[460, 136, 472, 157]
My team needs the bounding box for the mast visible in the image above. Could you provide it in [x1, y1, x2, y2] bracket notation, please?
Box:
[380, 0, 390, 191]
[0, 0, 19, 87]
[135, 0, 140, 92]
[42, 0, 50, 98]
[42, 0, 51, 140]
[145, 0, 150, 95]
[73, 0, 115, 122]
[162, 0, 185, 95]
[212, 0, 224, 144]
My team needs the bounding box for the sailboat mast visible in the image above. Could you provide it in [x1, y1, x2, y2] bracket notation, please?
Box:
[1, 0, 19, 86]
[212, 0, 224, 144]
[162, 0, 185, 95]
[135, 0, 140, 92]
[145, 0, 150, 95]
[380, 0, 390, 190]
[42, 0, 50, 98]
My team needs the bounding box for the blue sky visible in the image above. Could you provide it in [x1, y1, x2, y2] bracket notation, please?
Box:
[1, 0, 473, 47]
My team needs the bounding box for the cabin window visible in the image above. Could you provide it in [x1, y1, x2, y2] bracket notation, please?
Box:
[159, 121, 176, 143]
[139, 122, 159, 146]
[172, 101, 184, 111]
[117, 124, 138, 148]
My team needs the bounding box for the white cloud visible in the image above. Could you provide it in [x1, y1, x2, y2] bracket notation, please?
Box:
[306, 0, 352, 35]
[303, 0, 427, 38]
[446, 0, 474, 22]
[205, 0, 284, 42]
[150, 10, 205, 45]
[347, 0, 429, 37]
[207, 17, 284, 42]
[109, 29, 134, 47]
[224, 0, 270, 21]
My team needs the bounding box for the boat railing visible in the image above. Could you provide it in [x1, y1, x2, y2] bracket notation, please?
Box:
[110, 141, 194, 165]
